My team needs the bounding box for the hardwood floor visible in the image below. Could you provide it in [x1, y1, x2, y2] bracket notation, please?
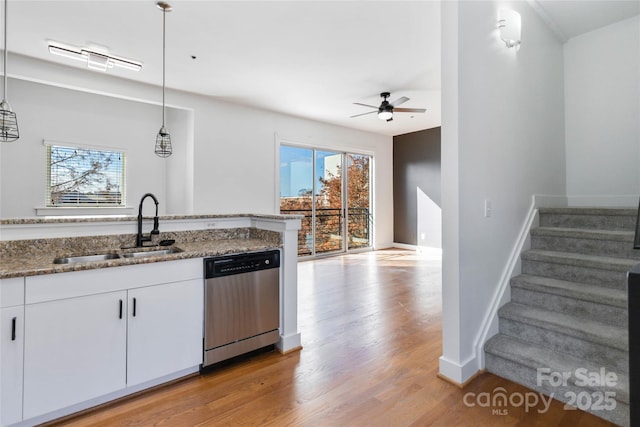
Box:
[50, 250, 616, 426]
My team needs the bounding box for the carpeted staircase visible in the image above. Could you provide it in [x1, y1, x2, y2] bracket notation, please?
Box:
[485, 207, 639, 426]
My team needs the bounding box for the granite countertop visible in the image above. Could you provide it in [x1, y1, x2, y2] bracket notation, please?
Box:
[0, 238, 280, 279]
[0, 213, 302, 225]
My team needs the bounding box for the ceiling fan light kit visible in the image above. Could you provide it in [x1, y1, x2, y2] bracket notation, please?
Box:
[378, 109, 393, 121]
[351, 92, 426, 123]
[377, 92, 394, 121]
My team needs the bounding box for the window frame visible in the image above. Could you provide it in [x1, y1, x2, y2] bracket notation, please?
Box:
[41, 140, 128, 215]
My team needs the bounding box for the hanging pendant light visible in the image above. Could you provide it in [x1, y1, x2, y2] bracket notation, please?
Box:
[0, 0, 19, 142]
[155, 1, 172, 157]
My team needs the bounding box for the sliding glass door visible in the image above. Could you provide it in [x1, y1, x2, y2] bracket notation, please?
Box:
[346, 154, 371, 250]
[314, 150, 343, 254]
[280, 145, 372, 257]
[279, 146, 314, 256]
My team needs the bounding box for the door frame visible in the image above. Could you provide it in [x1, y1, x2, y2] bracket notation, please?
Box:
[275, 135, 374, 258]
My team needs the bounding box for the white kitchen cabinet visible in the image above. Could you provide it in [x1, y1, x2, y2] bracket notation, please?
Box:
[1, 276, 25, 427]
[23, 291, 128, 419]
[19, 258, 203, 423]
[1, 305, 24, 427]
[127, 279, 203, 386]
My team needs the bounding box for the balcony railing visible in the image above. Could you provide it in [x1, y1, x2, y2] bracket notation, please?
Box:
[280, 207, 371, 256]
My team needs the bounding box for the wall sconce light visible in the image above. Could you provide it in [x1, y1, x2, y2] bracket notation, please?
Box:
[498, 9, 521, 49]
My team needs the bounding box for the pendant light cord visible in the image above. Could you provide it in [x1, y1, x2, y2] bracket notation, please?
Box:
[161, 6, 166, 128]
[3, 0, 8, 102]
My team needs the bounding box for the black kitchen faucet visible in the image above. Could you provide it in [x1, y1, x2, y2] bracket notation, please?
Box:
[136, 193, 160, 247]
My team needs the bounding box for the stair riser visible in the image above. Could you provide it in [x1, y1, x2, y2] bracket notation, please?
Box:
[539, 213, 636, 231]
[531, 235, 640, 260]
[521, 260, 628, 290]
[511, 287, 628, 328]
[485, 353, 629, 426]
[499, 318, 628, 374]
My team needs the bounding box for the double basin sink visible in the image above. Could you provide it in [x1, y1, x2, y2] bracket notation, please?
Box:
[53, 247, 183, 264]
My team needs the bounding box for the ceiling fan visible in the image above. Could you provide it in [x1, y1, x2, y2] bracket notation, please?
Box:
[351, 92, 426, 122]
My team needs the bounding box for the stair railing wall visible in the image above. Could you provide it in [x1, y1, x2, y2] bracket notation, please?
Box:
[629, 196, 640, 425]
[628, 265, 639, 426]
[633, 197, 640, 249]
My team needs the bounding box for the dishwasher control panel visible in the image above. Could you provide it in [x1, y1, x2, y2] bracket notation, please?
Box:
[204, 249, 280, 278]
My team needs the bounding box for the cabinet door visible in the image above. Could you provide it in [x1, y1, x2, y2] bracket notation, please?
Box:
[127, 280, 203, 386]
[1, 306, 24, 427]
[23, 291, 127, 419]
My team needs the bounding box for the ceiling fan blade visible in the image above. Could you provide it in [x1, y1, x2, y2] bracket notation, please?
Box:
[350, 110, 377, 118]
[390, 96, 409, 107]
[353, 102, 379, 109]
[394, 108, 427, 113]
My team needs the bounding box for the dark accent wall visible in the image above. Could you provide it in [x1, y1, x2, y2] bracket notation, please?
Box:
[393, 127, 441, 245]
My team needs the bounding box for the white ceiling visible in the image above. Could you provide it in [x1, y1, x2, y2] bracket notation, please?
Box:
[4, 1, 639, 137]
[532, 0, 640, 41]
[8, 1, 441, 137]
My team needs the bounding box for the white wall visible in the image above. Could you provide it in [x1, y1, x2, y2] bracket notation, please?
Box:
[440, 0, 566, 383]
[0, 54, 393, 248]
[565, 15, 640, 206]
[0, 77, 182, 217]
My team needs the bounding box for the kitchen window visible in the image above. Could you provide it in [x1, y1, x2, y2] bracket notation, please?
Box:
[45, 142, 126, 208]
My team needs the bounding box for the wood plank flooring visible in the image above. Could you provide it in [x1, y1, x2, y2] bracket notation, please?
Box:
[49, 250, 616, 426]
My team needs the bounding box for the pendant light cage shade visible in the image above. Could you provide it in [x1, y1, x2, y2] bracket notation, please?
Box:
[155, 1, 172, 157]
[0, 105, 19, 142]
[1, 0, 19, 142]
[155, 127, 172, 158]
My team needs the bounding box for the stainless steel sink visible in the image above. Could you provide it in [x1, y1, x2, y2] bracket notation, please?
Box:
[53, 247, 183, 264]
[53, 253, 121, 264]
[121, 247, 183, 258]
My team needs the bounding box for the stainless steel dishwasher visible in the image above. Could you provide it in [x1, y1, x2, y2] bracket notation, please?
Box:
[202, 250, 280, 367]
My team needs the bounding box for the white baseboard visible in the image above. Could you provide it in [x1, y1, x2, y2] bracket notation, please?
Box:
[393, 242, 443, 256]
[566, 194, 638, 208]
[393, 242, 417, 250]
[533, 194, 568, 208]
[438, 355, 480, 385]
[277, 332, 302, 354]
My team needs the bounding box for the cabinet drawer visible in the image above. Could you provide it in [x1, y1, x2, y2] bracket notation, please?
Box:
[0, 277, 25, 308]
[26, 258, 202, 304]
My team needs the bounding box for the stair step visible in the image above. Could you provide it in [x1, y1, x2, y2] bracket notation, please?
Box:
[485, 334, 629, 426]
[531, 227, 640, 260]
[521, 250, 637, 289]
[511, 274, 627, 327]
[498, 303, 628, 373]
[488, 207, 636, 425]
[538, 207, 637, 231]
[512, 274, 627, 308]
[499, 303, 628, 351]
[485, 334, 629, 402]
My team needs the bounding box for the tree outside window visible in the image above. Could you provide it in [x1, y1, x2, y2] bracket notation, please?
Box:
[46, 144, 125, 207]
